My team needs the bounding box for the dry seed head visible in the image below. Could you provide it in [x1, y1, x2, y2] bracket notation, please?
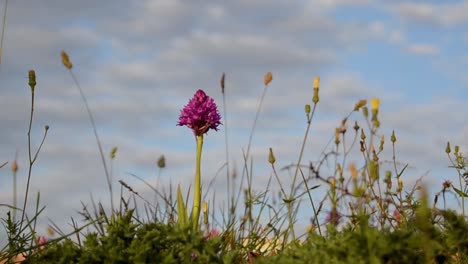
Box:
[353, 121, 360, 132]
[354, 99, 367, 111]
[110, 147, 118, 159]
[220, 72, 225, 94]
[47, 226, 55, 236]
[11, 160, 18, 173]
[264, 72, 273, 86]
[349, 163, 358, 180]
[231, 165, 237, 179]
[61, 50, 73, 69]
[379, 135, 384, 152]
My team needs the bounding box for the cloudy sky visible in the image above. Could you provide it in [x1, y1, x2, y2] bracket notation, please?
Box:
[1, 0, 467, 241]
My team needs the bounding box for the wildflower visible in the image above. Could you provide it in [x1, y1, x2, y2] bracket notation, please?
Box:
[37, 236, 49, 251]
[177, 90, 222, 137]
[204, 229, 220, 241]
[325, 210, 341, 226]
[370, 97, 380, 111]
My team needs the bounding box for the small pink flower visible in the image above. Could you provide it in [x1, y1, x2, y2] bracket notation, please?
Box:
[394, 209, 401, 222]
[37, 236, 49, 251]
[204, 229, 220, 241]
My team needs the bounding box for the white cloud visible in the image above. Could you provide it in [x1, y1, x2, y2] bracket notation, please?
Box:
[406, 43, 440, 56]
[391, 1, 468, 27]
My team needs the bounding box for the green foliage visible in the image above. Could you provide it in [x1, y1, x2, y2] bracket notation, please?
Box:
[24, 210, 239, 264]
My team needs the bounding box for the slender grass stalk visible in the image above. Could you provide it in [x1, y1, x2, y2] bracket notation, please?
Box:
[0, 0, 8, 69]
[20, 71, 49, 229]
[235, 74, 271, 219]
[220, 73, 233, 227]
[11, 152, 18, 223]
[61, 52, 113, 213]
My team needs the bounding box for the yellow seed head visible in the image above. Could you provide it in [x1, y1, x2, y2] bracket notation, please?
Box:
[61, 50, 73, 69]
[371, 97, 380, 111]
[264, 72, 273, 86]
[203, 201, 208, 214]
[313, 76, 320, 90]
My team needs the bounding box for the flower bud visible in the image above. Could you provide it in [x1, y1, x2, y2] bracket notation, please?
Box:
[264, 72, 273, 86]
[445, 142, 451, 154]
[305, 104, 311, 115]
[61, 50, 73, 69]
[391, 131, 396, 143]
[28, 70, 36, 91]
[268, 147, 276, 165]
[157, 155, 166, 169]
[362, 106, 369, 118]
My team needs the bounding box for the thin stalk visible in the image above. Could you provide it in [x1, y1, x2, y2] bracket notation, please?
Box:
[235, 84, 269, 215]
[0, 0, 8, 69]
[287, 103, 321, 239]
[192, 134, 204, 231]
[221, 83, 232, 225]
[67, 69, 113, 213]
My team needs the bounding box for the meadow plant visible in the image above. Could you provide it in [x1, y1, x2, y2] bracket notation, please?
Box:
[177, 89, 222, 231]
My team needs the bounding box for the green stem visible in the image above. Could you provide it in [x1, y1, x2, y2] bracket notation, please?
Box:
[192, 134, 204, 231]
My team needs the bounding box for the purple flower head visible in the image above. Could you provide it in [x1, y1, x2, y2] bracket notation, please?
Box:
[177, 89, 222, 137]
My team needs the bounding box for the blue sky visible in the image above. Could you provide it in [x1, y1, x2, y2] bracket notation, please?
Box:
[0, 0, 467, 241]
